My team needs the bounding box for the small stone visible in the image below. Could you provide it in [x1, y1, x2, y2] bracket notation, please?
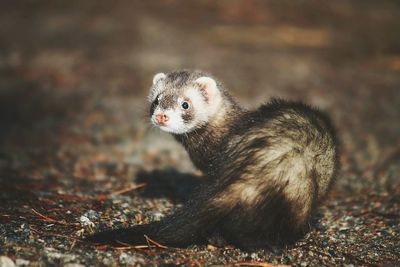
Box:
[83, 210, 99, 219]
[79, 216, 95, 227]
[0, 256, 15, 267]
[150, 211, 164, 221]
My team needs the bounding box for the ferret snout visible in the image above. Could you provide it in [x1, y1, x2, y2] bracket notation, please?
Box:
[155, 113, 169, 125]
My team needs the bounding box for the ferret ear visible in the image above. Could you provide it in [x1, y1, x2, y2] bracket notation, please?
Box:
[153, 72, 166, 85]
[195, 77, 220, 103]
[149, 72, 166, 102]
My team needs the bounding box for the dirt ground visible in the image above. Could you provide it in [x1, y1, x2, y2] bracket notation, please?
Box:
[0, 1, 399, 266]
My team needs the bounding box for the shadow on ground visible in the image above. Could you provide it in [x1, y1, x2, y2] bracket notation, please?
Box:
[136, 169, 202, 203]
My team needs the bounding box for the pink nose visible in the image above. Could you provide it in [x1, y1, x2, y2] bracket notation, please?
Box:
[156, 114, 169, 125]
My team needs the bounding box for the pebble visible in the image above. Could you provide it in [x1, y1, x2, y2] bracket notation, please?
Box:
[79, 216, 95, 227]
[151, 211, 164, 221]
[83, 210, 99, 220]
[250, 252, 258, 259]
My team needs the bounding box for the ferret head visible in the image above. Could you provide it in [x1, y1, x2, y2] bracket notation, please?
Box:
[148, 71, 223, 134]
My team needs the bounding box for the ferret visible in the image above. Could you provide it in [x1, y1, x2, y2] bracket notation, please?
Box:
[86, 70, 338, 250]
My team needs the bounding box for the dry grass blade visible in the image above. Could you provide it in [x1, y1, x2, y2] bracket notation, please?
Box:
[114, 240, 152, 250]
[236, 262, 291, 267]
[94, 241, 149, 251]
[31, 208, 81, 227]
[93, 238, 166, 251]
[109, 183, 147, 196]
[113, 245, 150, 250]
[96, 183, 146, 200]
[95, 244, 148, 250]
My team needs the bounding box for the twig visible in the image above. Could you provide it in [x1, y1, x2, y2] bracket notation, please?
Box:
[96, 183, 146, 200]
[31, 208, 81, 227]
[110, 237, 167, 250]
[96, 240, 149, 250]
[144, 234, 152, 249]
[116, 240, 151, 249]
[236, 262, 290, 267]
[47, 207, 82, 213]
[93, 240, 175, 252]
[114, 245, 149, 250]
[109, 183, 147, 196]
[144, 234, 168, 249]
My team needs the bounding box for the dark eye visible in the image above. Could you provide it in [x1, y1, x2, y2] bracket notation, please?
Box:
[181, 101, 189, 110]
[154, 97, 159, 105]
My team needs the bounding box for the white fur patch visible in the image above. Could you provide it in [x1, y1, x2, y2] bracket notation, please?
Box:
[151, 106, 191, 134]
[184, 88, 208, 124]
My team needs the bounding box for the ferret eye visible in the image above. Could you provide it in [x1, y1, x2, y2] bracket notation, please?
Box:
[181, 101, 189, 110]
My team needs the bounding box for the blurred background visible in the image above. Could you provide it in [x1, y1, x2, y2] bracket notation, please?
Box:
[0, 1, 399, 265]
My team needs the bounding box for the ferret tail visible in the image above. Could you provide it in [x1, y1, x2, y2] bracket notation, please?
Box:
[84, 218, 205, 247]
[84, 223, 161, 247]
[85, 183, 232, 247]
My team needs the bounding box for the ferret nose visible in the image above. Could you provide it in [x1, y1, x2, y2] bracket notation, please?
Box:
[156, 113, 169, 125]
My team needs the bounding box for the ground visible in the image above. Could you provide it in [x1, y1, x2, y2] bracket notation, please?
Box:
[0, 1, 399, 266]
